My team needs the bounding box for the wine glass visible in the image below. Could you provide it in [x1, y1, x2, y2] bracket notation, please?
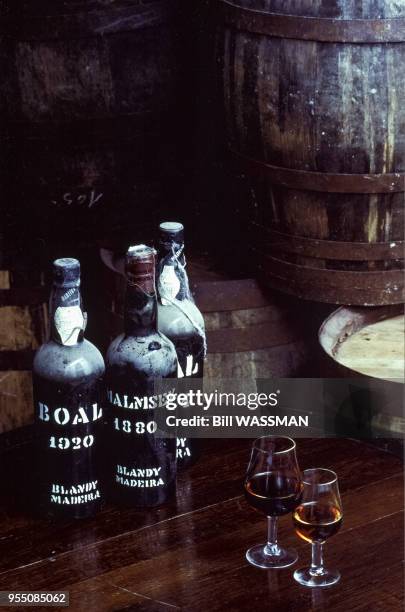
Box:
[244, 436, 302, 569]
[293, 468, 343, 587]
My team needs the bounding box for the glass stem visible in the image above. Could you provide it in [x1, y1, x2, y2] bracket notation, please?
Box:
[310, 541, 325, 576]
[264, 516, 281, 556]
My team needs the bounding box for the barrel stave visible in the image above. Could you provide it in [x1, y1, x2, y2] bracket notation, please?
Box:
[217, 0, 405, 304]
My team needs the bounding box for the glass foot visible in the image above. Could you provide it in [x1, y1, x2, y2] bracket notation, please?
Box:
[294, 566, 340, 587]
[246, 544, 298, 569]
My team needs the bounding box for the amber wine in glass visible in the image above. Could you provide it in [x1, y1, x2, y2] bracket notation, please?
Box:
[244, 436, 302, 569]
[293, 468, 343, 587]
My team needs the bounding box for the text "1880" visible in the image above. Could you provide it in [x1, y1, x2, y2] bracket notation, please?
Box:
[114, 418, 157, 435]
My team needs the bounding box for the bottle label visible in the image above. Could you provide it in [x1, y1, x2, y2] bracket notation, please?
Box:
[54, 306, 84, 346]
[176, 437, 192, 459]
[38, 401, 103, 426]
[178, 354, 200, 378]
[158, 265, 181, 305]
[175, 337, 205, 379]
[50, 480, 101, 506]
[106, 389, 173, 410]
[115, 465, 164, 489]
[106, 387, 176, 498]
[35, 400, 103, 508]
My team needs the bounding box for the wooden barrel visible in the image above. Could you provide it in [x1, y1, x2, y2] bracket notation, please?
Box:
[196, 279, 311, 378]
[101, 247, 310, 378]
[0, 269, 48, 433]
[319, 304, 404, 437]
[1, 0, 181, 249]
[216, 0, 405, 305]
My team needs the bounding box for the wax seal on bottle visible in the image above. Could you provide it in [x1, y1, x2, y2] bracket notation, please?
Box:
[53, 257, 81, 288]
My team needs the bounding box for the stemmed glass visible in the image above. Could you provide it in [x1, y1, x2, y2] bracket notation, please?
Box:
[244, 436, 302, 569]
[293, 468, 343, 587]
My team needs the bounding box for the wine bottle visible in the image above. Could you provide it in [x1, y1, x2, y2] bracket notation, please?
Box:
[105, 245, 178, 507]
[33, 258, 105, 519]
[156, 222, 206, 468]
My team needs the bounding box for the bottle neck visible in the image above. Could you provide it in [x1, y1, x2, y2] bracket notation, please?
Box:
[157, 241, 189, 304]
[124, 282, 158, 337]
[50, 285, 85, 346]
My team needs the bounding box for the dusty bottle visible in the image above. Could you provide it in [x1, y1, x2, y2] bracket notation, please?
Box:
[157, 222, 206, 467]
[33, 258, 105, 519]
[105, 245, 178, 507]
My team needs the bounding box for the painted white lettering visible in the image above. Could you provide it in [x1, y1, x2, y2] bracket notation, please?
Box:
[39, 402, 50, 422]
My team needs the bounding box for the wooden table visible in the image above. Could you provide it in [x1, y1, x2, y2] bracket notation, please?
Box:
[0, 432, 403, 611]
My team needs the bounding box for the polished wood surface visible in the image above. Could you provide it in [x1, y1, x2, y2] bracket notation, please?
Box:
[0, 432, 403, 611]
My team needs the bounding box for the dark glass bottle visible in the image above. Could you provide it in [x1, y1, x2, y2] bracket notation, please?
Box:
[33, 258, 105, 519]
[105, 245, 178, 507]
[157, 222, 206, 468]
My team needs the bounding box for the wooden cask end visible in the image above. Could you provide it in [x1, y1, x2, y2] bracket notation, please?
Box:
[1, 0, 181, 248]
[101, 248, 309, 378]
[216, 0, 405, 305]
[319, 304, 404, 437]
[0, 270, 48, 433]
